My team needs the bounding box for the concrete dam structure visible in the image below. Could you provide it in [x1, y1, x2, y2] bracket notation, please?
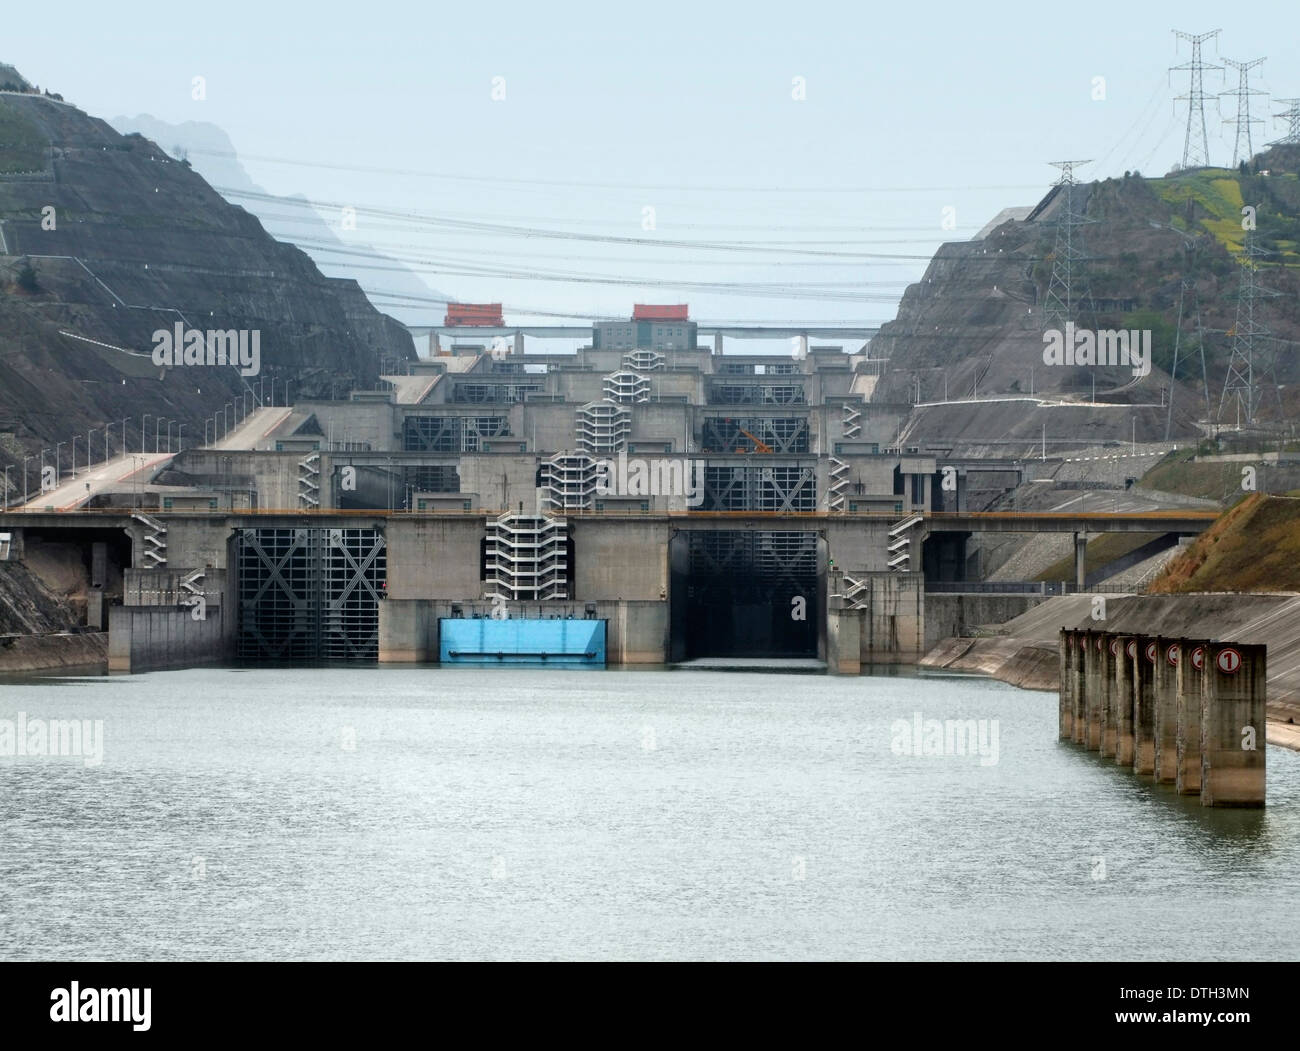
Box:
[1059, 629, 1266, 807]
[0, 305, 1216, 672]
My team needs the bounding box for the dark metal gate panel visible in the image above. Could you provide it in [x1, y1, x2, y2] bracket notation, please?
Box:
[235, 527, 385, 663]
[681, 529, 818, 658]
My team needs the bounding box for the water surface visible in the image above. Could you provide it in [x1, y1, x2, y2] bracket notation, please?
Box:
[1, 666, 1297, 960]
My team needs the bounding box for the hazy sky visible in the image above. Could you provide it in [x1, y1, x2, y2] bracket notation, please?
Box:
[9, 0, 1298, 328]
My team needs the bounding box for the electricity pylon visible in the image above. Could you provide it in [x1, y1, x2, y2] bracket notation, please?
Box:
[1171, 29, 1222, 169]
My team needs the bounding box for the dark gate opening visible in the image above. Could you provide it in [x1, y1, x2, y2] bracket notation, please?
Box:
[673, 530, 818, 659]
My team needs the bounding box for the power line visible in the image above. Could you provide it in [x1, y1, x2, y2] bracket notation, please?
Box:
[187, 146, 1046, 196]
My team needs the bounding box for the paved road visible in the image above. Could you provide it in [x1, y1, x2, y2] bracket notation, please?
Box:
[15, 451, 173, 511]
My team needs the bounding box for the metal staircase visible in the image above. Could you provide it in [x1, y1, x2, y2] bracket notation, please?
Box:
[827, 456, 850, 512]
[842, 402, 862, 439]
[887, 514, 922, 571]
[297, 453, 320, 509]
[132, 513, 167, 568]
[485, 513, 569, 601]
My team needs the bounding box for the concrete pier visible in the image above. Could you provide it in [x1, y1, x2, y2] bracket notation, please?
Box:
[1151, 636, 1179, 784]
[1200, 641, 1266, 807]
[1099, 633, 1117, 758]
[1174, 639, 1203, 795]
[1058, 629, 1072, 739]
[1056, 630, 1267, 807]
[1130, 636, 1156, 776]
[1112, 635, 1135, 765]
[1083, 629, 1103, 750]
[1071, 631, 1087, 745]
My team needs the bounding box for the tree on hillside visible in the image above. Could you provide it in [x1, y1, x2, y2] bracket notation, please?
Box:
[15, 261, 40, 293]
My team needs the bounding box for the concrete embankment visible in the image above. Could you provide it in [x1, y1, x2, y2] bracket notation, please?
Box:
[0, 632, 108, 674]
[922, 592, 1300, 750]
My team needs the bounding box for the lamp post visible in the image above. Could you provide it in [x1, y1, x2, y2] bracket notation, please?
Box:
[55, 441, 65, 486]
[22, 455, 33, 506]
[3, 465, 11, 509]
[177, 423, 186, 453]
[142, 415, 151, 454]
[71, 435, 78, 478]
[166, 420, 176, 453]
[155, 417, 165, 454]
[120, 418, 129, 459]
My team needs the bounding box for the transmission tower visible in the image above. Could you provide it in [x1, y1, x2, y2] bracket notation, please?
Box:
[1041, 160, 1096, 333]
[1268, 98, 1300, 146]
[1218, 234, 1279, 426]
[1171, 29, 1222, 169]
[1165, 277, 1211, 439]
[1220, 57, 1266, 166]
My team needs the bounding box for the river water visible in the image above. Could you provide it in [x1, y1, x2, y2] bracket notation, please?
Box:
[1, 665, 1298, 961]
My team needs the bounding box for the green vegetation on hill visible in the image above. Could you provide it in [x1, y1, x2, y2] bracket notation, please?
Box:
[1140, 448, 1238, 502]
[1149, 165, 1300, 265]
[1148, 493, 1300, 593]
[0, 98, 48, 173]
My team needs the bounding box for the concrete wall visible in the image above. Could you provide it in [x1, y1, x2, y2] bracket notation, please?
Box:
[924, 594, 1047, 651]
[108, 602, 233, 673]
[384, 517, 484, 600]
[571, 519, 670, 601]
[841, 571, 924, 663]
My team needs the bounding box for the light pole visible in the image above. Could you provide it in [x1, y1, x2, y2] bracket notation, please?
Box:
[155, 417, 165, 454]
[177, 423, 186, 452]
[88, 429, 97, 470]
[166, 420, 176, 453]
[3, 465, 10, 509]
[120, 418, 129, 459]
[55, 441, 65, 486]
[71, 435, 78, 478]
[142, 415, 151, 454]
[22, 455, 33, 506]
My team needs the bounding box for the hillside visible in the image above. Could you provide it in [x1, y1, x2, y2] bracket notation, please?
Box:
[0, 72, 415, 497]
[108, 114, 451, 326]
[873, 147, 1300, 442]
[1148, 493, 1300, 593]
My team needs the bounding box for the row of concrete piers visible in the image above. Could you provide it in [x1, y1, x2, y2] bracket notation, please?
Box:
[1058, 629, 1266, 807]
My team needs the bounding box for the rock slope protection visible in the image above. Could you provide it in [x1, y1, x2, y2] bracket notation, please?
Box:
[0, 84, 415, 474]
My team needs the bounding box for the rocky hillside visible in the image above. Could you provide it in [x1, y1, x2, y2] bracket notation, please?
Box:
[874, 147, 1300, 438]
[0, 72, 415, 497]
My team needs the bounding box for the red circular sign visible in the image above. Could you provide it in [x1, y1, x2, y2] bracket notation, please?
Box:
[1109, 638, 1121, 656]
[1145, 642, 1157, 663]
[1217, 647, 1242, 674]
[1166, 644, 1181, 667]
[1096, 636, 1105, 651]
[1126, 640, 1138, 659]
[1190, 645, 1205, 671]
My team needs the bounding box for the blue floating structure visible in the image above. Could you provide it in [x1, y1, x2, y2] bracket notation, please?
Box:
[438, 618, 606, 666]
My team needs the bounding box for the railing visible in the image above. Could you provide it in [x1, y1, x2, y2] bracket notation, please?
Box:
[925, 580, 1135, 596]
